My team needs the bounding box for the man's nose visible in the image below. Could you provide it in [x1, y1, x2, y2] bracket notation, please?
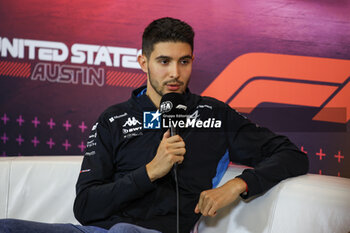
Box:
[169, 63, 180, 79]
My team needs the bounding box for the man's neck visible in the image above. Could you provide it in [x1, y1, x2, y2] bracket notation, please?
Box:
[146, 88, 161, 109]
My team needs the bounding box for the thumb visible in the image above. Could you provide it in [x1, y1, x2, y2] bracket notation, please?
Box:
[194, 203, 199, 214]
[163, 129, 170, 139]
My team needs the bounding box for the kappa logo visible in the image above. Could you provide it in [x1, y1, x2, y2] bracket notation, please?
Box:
[123, 117, 141, 127]
[202, 53, 350, 123]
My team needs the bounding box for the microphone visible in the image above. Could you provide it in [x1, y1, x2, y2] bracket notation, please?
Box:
[159, 93, 187, 136]
[159, 93, 187, 233]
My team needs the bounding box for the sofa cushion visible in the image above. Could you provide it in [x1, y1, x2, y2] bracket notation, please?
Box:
[5, 156, 81, 224]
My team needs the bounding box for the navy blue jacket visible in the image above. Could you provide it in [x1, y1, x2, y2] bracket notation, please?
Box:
[73, 86, 309, 233]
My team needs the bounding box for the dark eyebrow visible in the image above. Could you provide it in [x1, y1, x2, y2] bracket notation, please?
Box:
[155, 56, 171, 60]
[179, 55, 193, 60]
[155, 55, 193, 61]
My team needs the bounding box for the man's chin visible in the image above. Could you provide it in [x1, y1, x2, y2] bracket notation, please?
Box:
[162, 89, 184, 95]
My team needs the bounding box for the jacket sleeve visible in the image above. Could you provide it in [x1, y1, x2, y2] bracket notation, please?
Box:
[225, 105, 309, 199]
[73, 115, 156, 225]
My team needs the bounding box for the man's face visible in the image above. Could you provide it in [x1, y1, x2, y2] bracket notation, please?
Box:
[139, 42, 193, 105]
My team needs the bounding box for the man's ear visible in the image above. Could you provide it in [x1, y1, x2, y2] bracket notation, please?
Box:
[137, 54, 148, 73]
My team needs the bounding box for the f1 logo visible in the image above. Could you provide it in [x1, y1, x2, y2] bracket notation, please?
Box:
[202, 53, 350, 123]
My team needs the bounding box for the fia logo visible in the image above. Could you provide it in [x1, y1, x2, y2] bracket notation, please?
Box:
[123, 117, 141, 127]
[143, 111, 161, 129]
[160, 101, 173, 113]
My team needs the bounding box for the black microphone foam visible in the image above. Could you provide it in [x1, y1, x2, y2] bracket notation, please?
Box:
[159, 93, 187, 115]
[159, 93, 187, 136]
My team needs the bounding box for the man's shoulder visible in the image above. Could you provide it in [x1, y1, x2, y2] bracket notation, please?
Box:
[98, 99, 134, 122]
[197, 95, 227, 108]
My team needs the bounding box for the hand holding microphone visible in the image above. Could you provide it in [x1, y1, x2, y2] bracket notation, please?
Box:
[146, 93, 187, 182]
[146, 130, 186, 182]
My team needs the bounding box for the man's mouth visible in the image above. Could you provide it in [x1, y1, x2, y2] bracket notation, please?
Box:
[165, 83, 181, 91]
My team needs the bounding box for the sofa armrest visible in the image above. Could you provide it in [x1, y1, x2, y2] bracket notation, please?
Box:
[198, 165, 350, 233]
[0, 157, 14, 219]
[0, 156, 82, 224]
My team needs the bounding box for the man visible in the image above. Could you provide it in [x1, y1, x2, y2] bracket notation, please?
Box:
[73, 17, 308, 233]
[0, 17, 308, 233]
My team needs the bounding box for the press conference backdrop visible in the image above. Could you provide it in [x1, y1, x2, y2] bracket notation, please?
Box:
[0, 0, 349, 178]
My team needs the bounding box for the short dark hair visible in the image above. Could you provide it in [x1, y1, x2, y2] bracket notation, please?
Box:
[142, 17, 195, 58]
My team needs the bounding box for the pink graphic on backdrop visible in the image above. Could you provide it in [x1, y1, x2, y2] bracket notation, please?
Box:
[16, 115, 25, 126]
[1, 152, 6, 157]
[334, 151, 344, 163]
[301, 146, 307, 154]
[78, 141, 86, 153]
[46, 138, 55, 149]
[316, 149, 326, 160]
[1, 133, 9, 144]
[1, 114, 10, 125]
[31, 136, 40, 147]
[32, 117, 40, 128]
[106, 71, 146, 88]
[79, 121, 87, 133]
[63, 120, 72, 131]
[62, 139, 71, 151]
[47, 118, 56, 129]
[0, 61, 31, 78]
[16, 134, 24, 146]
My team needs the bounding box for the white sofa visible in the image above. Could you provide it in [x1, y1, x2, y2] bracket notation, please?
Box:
[1, 156, 350, 233]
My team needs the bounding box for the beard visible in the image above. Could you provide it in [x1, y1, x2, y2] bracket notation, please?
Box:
[147, 66, 187, 97]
